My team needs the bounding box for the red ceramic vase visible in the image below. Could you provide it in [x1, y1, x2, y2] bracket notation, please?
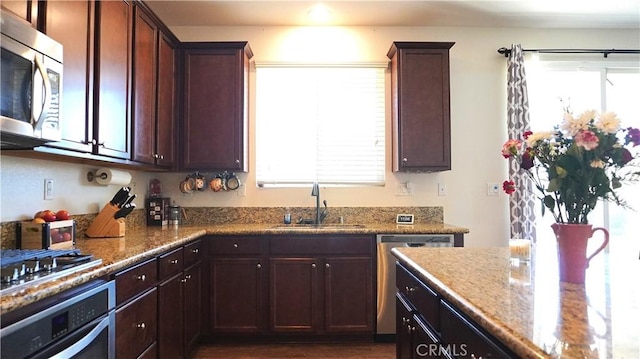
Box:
[551, 223, 609, 284]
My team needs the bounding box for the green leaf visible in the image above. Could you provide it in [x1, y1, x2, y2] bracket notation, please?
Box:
[544, 195, 555, 210]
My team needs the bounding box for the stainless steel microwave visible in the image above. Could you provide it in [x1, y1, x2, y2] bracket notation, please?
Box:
[1, 9, 63, 149]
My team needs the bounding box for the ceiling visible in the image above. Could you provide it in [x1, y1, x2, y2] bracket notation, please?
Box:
[145, 0, 640, 29]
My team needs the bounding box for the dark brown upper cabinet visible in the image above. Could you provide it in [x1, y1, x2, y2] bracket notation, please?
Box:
[131, 6, 176, 168]
[180, 42, 253, 172]
[388, 42, 455, 172]
[94, 0, 132, 159]
[38, 0, 95, 154]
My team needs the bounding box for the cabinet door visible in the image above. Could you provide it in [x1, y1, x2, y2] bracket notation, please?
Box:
[182, 43, 251, 171]
[40, 0, 93, 153]
[94, 0, 131, 159]
[1, 0, 36, 25]
[155, 33, 176, 168]
[396, 294, 414, 359]
[210, 257, 265, 333]
[116, 288, 157, 359]
[184, 262, 202, 356]
[131, 6, 157, 165]
[389, 42, 454, 172]
[324, 256, 373, 333]
[158, 273, 184, 359]
[270, 257, 319, 333]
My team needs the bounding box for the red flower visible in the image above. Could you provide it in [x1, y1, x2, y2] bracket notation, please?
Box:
[523, 130, 533, 139]
[503, 180, 516, 195]
[521, 148, 534, 170]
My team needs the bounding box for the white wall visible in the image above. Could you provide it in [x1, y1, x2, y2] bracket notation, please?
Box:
[2, 25, 638, 247]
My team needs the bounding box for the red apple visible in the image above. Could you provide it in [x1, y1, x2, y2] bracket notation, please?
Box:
[56, 210, 70, 221]
[62, 232, 72, 241]
[41, 210, 56, 222]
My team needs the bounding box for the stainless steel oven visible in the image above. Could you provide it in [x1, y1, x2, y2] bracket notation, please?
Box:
[0, 280, 115, 359]
[376, 234, 454, 338]
[1, 8, 62, 149]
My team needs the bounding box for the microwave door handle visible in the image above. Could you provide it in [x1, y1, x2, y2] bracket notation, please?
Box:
[32, 56, 51, 132]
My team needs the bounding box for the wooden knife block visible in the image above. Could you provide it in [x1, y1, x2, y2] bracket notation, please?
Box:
[86, 203, 126, 238]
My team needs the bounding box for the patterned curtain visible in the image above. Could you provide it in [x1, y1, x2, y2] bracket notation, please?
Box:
[506, 44, 537, 242]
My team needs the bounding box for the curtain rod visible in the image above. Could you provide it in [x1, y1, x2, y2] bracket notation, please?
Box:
[497, 47, 640, 58]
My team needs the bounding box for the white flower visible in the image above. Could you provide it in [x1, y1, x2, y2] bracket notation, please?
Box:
[561, 111, 591, 137]
[525, 131, 556, 147]
[595, 111, 621, 134]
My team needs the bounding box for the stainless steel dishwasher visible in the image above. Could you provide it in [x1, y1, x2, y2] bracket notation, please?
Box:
[376, 234, 454, 338]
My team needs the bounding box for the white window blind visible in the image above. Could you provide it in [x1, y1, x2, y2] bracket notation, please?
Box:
[256, 64, 386, 186]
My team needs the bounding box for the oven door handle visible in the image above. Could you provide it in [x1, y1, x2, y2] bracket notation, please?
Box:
[48, 315, 110, 359]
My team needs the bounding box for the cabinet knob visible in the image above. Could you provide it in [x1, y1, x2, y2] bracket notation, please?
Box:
[311, 263, 316, 268]
[402, 317, 410, 325]
[402, 157, 408, 162]
[191, 248, 199, 254]
[169, 259, 179, 264]
[235, 159, 240, 164]
[257, 263, 262, 269]
[233, 243, 239, 248]
[181, 278, 188, 283]
[137, 322, 146, 329]
[153, 154, 159, 159]
[159, 154, 164, 160]
[136, 274, 146, 281]
[405, 286, 416, 293]
[325, 263, 330, 268]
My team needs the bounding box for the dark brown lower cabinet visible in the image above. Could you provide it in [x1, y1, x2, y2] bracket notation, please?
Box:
[158, 272, 184, 358]
[270, 258, 318, 333]
[209, 257, 266, 333]
[184, 262, 202, 353]
[269, 254, 374, 335]
[115, 288, 157, 358]
[396, 263, 517, 358]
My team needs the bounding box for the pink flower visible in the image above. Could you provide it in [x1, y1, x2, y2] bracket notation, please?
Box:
[503, 180, 516, 195]
[574, 130, 599, 151]
[501, 139, 522, 158]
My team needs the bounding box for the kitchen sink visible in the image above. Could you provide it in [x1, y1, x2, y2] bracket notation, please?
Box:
[271, 224, 366, 230]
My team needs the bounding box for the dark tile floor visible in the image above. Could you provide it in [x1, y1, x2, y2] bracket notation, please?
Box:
[191, 343, 396, 359]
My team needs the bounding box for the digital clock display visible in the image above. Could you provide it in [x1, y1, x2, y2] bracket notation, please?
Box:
[396, 214, 414, 224]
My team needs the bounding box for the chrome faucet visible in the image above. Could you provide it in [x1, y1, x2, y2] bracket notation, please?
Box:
[311, 182, 328, 225]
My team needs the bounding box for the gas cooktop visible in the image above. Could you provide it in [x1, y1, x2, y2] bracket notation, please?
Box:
[0, 249, 102, 295]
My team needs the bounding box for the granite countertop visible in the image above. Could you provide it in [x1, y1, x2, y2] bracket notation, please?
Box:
[1, 222, 468, 315]
[392, 237, 639, 358]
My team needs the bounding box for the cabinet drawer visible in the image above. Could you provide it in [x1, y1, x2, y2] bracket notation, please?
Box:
[184, 239, 202, 267]
[440, 300, 515, 358]
[116, 288, 157, 359]
[210, 236, 262, 255]
[159, 247, 184, 281]
[396, 263, 440, 333]
[270, 235, 373, 255]
[115, 258, 157, 305]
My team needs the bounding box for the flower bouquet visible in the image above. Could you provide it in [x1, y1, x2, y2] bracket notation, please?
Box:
[502, 110, 640, 224]
[501, 109, 640, 283]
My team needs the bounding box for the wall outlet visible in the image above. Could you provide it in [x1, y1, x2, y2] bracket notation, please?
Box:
[44, 179, 54, 200]
[396, 182, 412, 196]
[487, 183, 499, 196]
[438, 183, 447, 196]
[237, 184, 246, 197]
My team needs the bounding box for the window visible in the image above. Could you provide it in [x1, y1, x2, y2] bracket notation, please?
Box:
[255, 64, 386, 187]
